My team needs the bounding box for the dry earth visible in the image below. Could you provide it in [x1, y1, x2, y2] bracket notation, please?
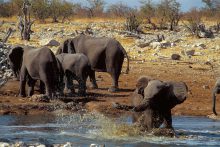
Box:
[0, 19, 220, 118]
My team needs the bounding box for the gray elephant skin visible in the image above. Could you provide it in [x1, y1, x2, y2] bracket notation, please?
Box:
[8, 46, 64, 98]
[56, 53, 91, 96]
[212, 79, 220, 115]
[56, 35, 130, 92]
[113, 76, 188, 132]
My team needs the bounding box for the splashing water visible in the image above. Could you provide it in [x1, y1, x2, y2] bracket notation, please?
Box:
[0, 113, 220, 147]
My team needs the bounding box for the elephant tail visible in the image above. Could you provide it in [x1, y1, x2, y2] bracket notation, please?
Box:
[112, 102, 134, 111]
[119, 43, 130, 74]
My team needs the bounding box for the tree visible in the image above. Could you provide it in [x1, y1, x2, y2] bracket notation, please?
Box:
[156, 0, 181, 30]
[86, 0, 105, 17]
[107, 2, 131, 18]
[49, 0, 62, 22]
[31, 0, 49, 23]
[60, 1, 75, 23]
[140, 0, 157, 29]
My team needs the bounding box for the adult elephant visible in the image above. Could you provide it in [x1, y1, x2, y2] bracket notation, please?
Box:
[56, 35, 130, 92]
[212, 79, 220, 115]
[8, 46, 64, 98]
[113, 76, 188, 133]
[56, 53, 91, 96]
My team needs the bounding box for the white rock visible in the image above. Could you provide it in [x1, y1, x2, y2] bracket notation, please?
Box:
[0, 142, 10, 147]
[63, 142, 72, 147]
[40, 39, 60, 47]
[150, 42, 161, 49]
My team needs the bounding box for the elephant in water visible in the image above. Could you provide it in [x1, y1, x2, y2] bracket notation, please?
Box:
[8, 46, 64, 98]
[56, 53, 91, 96]
[212, 79, 220, 115]
[113, 76, 188, 134]
[56, 35, 130, 92]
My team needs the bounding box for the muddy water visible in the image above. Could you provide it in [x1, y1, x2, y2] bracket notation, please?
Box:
[0, 113, 220, 147]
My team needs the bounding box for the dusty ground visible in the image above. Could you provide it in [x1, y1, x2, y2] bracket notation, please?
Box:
[1, 18, 220, 118]
[0, 59, 218, 117]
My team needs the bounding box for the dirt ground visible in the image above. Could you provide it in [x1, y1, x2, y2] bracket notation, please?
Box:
[0, 59, 219, 117]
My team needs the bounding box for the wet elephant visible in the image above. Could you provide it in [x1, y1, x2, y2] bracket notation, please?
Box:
[56, 53, 91, 96]
[56, 35, 129, 92]
[8, 46, 64, 98]
[113, 76, 188, 132]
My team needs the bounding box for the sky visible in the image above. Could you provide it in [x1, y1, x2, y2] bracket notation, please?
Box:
[71, 0, 205, 12]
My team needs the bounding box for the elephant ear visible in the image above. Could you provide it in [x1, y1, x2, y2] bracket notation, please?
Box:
[144, 80, 169, 100]
[8, 46, 24, 78]
[57, 39, 76, 54]
[171, 81, 188, 103]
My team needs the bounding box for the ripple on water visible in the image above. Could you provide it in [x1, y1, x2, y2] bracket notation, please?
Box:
[0, 114, 220, 147]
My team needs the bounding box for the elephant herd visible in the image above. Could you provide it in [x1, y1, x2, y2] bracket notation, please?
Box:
[6, 34, 219, 136]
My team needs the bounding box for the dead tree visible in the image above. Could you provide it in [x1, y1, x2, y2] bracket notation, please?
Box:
[2, 28, 14, 43]
[125, 14, 142, 33]
[18, 0, 34, 41]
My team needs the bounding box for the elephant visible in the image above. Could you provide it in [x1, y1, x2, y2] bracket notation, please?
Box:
[56, 53, 91, 96]
[212, 79, 220, 115]
[113, 76, 188, 133]
[8, 45, 64, 98]
[56, 35, 130, 92]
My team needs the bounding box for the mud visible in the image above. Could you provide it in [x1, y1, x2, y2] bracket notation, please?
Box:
[0, 60, 218, 117]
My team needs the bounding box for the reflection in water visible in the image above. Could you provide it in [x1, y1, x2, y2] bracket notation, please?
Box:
[0, 113, 220, 147]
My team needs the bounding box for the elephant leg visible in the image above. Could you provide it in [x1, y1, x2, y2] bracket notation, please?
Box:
[19, 65, 27, 97]
[27, 77, 36, 97]
[40, 73, 52, 98]
[65, 72, 75, 96]
[163, 110, 173, 129]
[40, 81, 45, 94]
[78, 78, 86, 96]
[108, 70, 120, 92]
[89, 70, 98, 89]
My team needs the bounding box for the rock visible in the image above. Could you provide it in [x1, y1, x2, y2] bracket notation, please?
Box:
[183, 50, 195, 56]
[40, 39, 60, 47]
[197, 43, 206, 49]
[202, 85, 210, 89]
[30, 94, 50, 103]
[0, 142, 10, 147]
[150, 42, 161, 49]
[171, 54, 181, 60]
[14, 141, 27, 147]
[90, 144, 98, 147]
[63, 142, 72, 147]
[36, 145, 46, 147]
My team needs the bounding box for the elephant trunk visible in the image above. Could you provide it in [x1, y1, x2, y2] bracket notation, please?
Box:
[212, 89, 218, 115]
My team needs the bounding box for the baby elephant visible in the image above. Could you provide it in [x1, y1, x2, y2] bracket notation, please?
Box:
[8, 46, 64, 98]
[113, 76, 188, 133]
[56, 53, 91, 96]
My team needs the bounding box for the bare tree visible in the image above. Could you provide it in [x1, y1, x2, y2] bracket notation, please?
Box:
[31, 0, 49, 23]
[18, 0, 34, 41]
[156, 0, 181, 30]
[107, 2, 131, 18]
[140, 0, 157, 30]
[86, 0, 105, 17]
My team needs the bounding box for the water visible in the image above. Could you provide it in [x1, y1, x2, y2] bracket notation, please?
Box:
[0, 113, 220, 147]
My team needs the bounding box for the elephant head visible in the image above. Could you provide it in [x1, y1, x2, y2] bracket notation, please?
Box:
[56, 38, 76, 54]
[8, 46, 24, 79]
[134, 80, 188, 112]
[135, 76, 154, 96]
[212, 79, 220, 115]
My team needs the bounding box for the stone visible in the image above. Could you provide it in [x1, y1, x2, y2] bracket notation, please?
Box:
[150, 42, 161, 49]
[171, 54, 181, 60]
[0, 142, 10, 147]
[202, 85, 210, 89]
[63, 142, 72, 147]
[185, 50, 195, 56]
[40, 39, 60, 47]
